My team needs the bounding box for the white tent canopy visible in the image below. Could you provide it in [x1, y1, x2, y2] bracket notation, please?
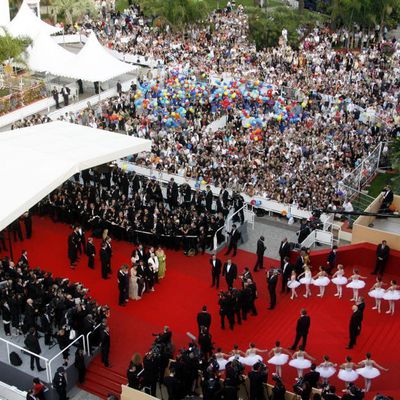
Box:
[5, 1, 62, 39]
[0, 121, 151, 231]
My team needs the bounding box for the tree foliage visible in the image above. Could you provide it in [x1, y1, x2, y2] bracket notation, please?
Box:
[0, 29, 31, 66]
[51, 0, 97, 25]
[138, 0, 210, 30]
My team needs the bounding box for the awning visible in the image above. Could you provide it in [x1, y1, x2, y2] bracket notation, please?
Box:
[0, 121, 151, 231]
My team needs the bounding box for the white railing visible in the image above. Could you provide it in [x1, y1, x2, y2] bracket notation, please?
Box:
[300, 229, 334, 249]
[86, 323, 102, 356]
[0, 381, 27, 400]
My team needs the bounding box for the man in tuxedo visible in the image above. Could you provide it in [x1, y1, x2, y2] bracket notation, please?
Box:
[205, 185, 213, 212]
[290, 308, 311, 350]
[294, 250, 305, 275]
[373, 240, 390, 275]
[24, 327, 45, 371]
[356, 297, 365, 336]
[267, 269, 279, 310]
[347, 305, 362, 349]
[100, 325, 111, 367]
[222, 259, 237, 289]
[117, 265, 129, 306]
[224, 224, 241, 256]
[100, 242, 109, 279]
[326, 245, 338, 275]
[303, 364, 320, 389]
[167, 178, 179, 209]
[281, 256, 292, 293]
[40, 309, 53, 346]
[105, 237, 113, 274]
[86, 237, 96, 269]
[254, 236, 266, 272]
[279, 238, 290, 270]
[209, 254, 222, 288]
[18, 250, 29, 268]
[197, 305, 211, 335]
[379, 185, 394, 212]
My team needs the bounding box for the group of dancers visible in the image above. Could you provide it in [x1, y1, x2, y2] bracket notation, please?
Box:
[214, 343, 388, 392]
[286, 264, 400, 314]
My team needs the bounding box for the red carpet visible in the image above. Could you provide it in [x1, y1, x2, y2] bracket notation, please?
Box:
[3, 216, 400, 399]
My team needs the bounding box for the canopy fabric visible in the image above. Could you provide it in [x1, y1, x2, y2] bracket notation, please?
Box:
[6, 1, 62, 39]
[73, 32, 137, 82]
[0, 121, 151, 231]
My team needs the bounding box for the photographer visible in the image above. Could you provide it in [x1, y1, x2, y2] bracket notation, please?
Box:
[143, 349, 161, 396]
[199, 326, 213, 361]
[342, 383, 364, 400]
[271, 374, 286, 400]
[248, 362, 268, 400]
[225, 358, 245, 389]
[321, 385, 340, 400]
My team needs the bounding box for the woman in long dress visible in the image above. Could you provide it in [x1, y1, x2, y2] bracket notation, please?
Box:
[129, 267, 141, 300]
[228, 344, 246, 364]
[338, 356, 359, 387]
[316, 355, 337, 385]
[356, 352, 388, 392]
[298, 266, 312, 298]
[156, 246, 167, 279]
[288, 346, 315, 378]
[288, 271, 301, 300]
[368, 277, 386, 313]
[267, 340, 292, 377]
[214, 347, 229, 371]
[346, 269, 367, 302]
[383, 280, 400, 315]
[332, 264, 347, 298]
[243, 342, 268, 367]
[312, 266, 330, 298]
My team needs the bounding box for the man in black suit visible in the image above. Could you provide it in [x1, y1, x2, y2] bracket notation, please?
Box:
[290, 308, 311, 350]
[379, 185, 394, 212]
[197, 305, 211, 335]
[248, 361, 268, 400]
[167, 178, 179, 209]
[303, 363, 320, 388]
[356, 297, 365, 336]
[205, 185, 213, 212]
[118, 265, 129, 306]
[326, 245, 338, 275]
[24, 327, 46, 371]
[224, 224, 241, 256]
[373, 240, 390, 275]
[281, 256, 292, 293]
[347, 305, 362, 349]
[254, 236, 266, 272]
[100, 242, 109, 279]
[294, 250, 305, 275]
[40, 309, 53, 346]
[222, 259, 237, 289]
[210, 254, 222, 288]
[86, 237, 96, 269]
[100, 325, 111, 367]
[267, 269, 279, 310]
[279, 238, 290, 270]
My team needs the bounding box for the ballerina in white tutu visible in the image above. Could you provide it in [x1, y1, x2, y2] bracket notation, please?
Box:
[383, 280, 400, 315]
[288, 345, 315, 378]
[267, 340, 292, 377]
[287, 271, 301, 300]
[312, 266, 330, 298]
[214, 347, 229, 371]
[346, 269, 367, 302]
[332, 264, 347, 298]
[368, 277, 386, 313]
[338, 356, 359, 387]
[298, 265, 313, 298]
[228, 344, 246, 364]
[356, 352, 388, 392]
[316, 355, 337, 385]
[242, 342, 268, 366]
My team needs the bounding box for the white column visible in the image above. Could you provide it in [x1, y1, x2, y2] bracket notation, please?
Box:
[0, 0, 11, 26]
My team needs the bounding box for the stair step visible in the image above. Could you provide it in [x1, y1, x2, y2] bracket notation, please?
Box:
[88, 364, 126, 381]
[84, 374, 122, 393]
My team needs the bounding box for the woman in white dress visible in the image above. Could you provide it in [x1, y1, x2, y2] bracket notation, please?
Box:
[332, 264, 347, 298]
[288, 346, 315, 378]
[368, 277, 386, 313]
[338, 356, 359, 387]
[214, 347, 229, 371]
[228, 344, 246, 364]
[383, 280, 400, 315]
[312, 266, 330, 298]
[356, 353, 388, 392]
[298, 266, 312, 298]
[346, 269, 367, 302]
[316, 355, 337, 385]
[129, 267, 141, 300]
[267, 340, 292, 377]
[287, 271, 301, 300]
[243, 343, 268, 367]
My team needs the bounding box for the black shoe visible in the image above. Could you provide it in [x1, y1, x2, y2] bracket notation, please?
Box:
[38, 367, 46, 372]
[346, 346, 353, 349]
[268, 307, 274, 310]
[371, 272, 377, 275]
[253, 268, 258, 272]
[289, 346, 296, 350]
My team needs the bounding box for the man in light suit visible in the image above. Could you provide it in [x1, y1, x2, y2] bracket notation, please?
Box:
[209, 254, 222, 288]
[222, 259, 237, 289]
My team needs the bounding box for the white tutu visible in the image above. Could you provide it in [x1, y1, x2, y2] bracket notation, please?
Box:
[346, 280, 365, 289]
[288, 280, 301, 289]
[368, 288, 385, 299]
[356, 366, 380, 379]
[332, 276, 348, 285]
[338, 369, 359, 382]
[242, 354, 263, 366]
[228, 355, 246, 364]
[383, 290, 400, 301]
[300, 277, 312, 285]
[216, 357, 228, 371]
[289, 357, 311, 370]
[313, 277, 330, 287]
[316, 366, 336, 378]
[268, 353, 289, 366]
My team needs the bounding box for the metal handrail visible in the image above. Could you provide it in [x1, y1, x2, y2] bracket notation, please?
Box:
[86, 323, 101, 355]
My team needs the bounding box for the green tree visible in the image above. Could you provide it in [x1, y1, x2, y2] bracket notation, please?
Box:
[298, 0, 304, 14]
[138, 0, 210, 30]
[51, 0, 97, 25]
[0, 30, 31, 66]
